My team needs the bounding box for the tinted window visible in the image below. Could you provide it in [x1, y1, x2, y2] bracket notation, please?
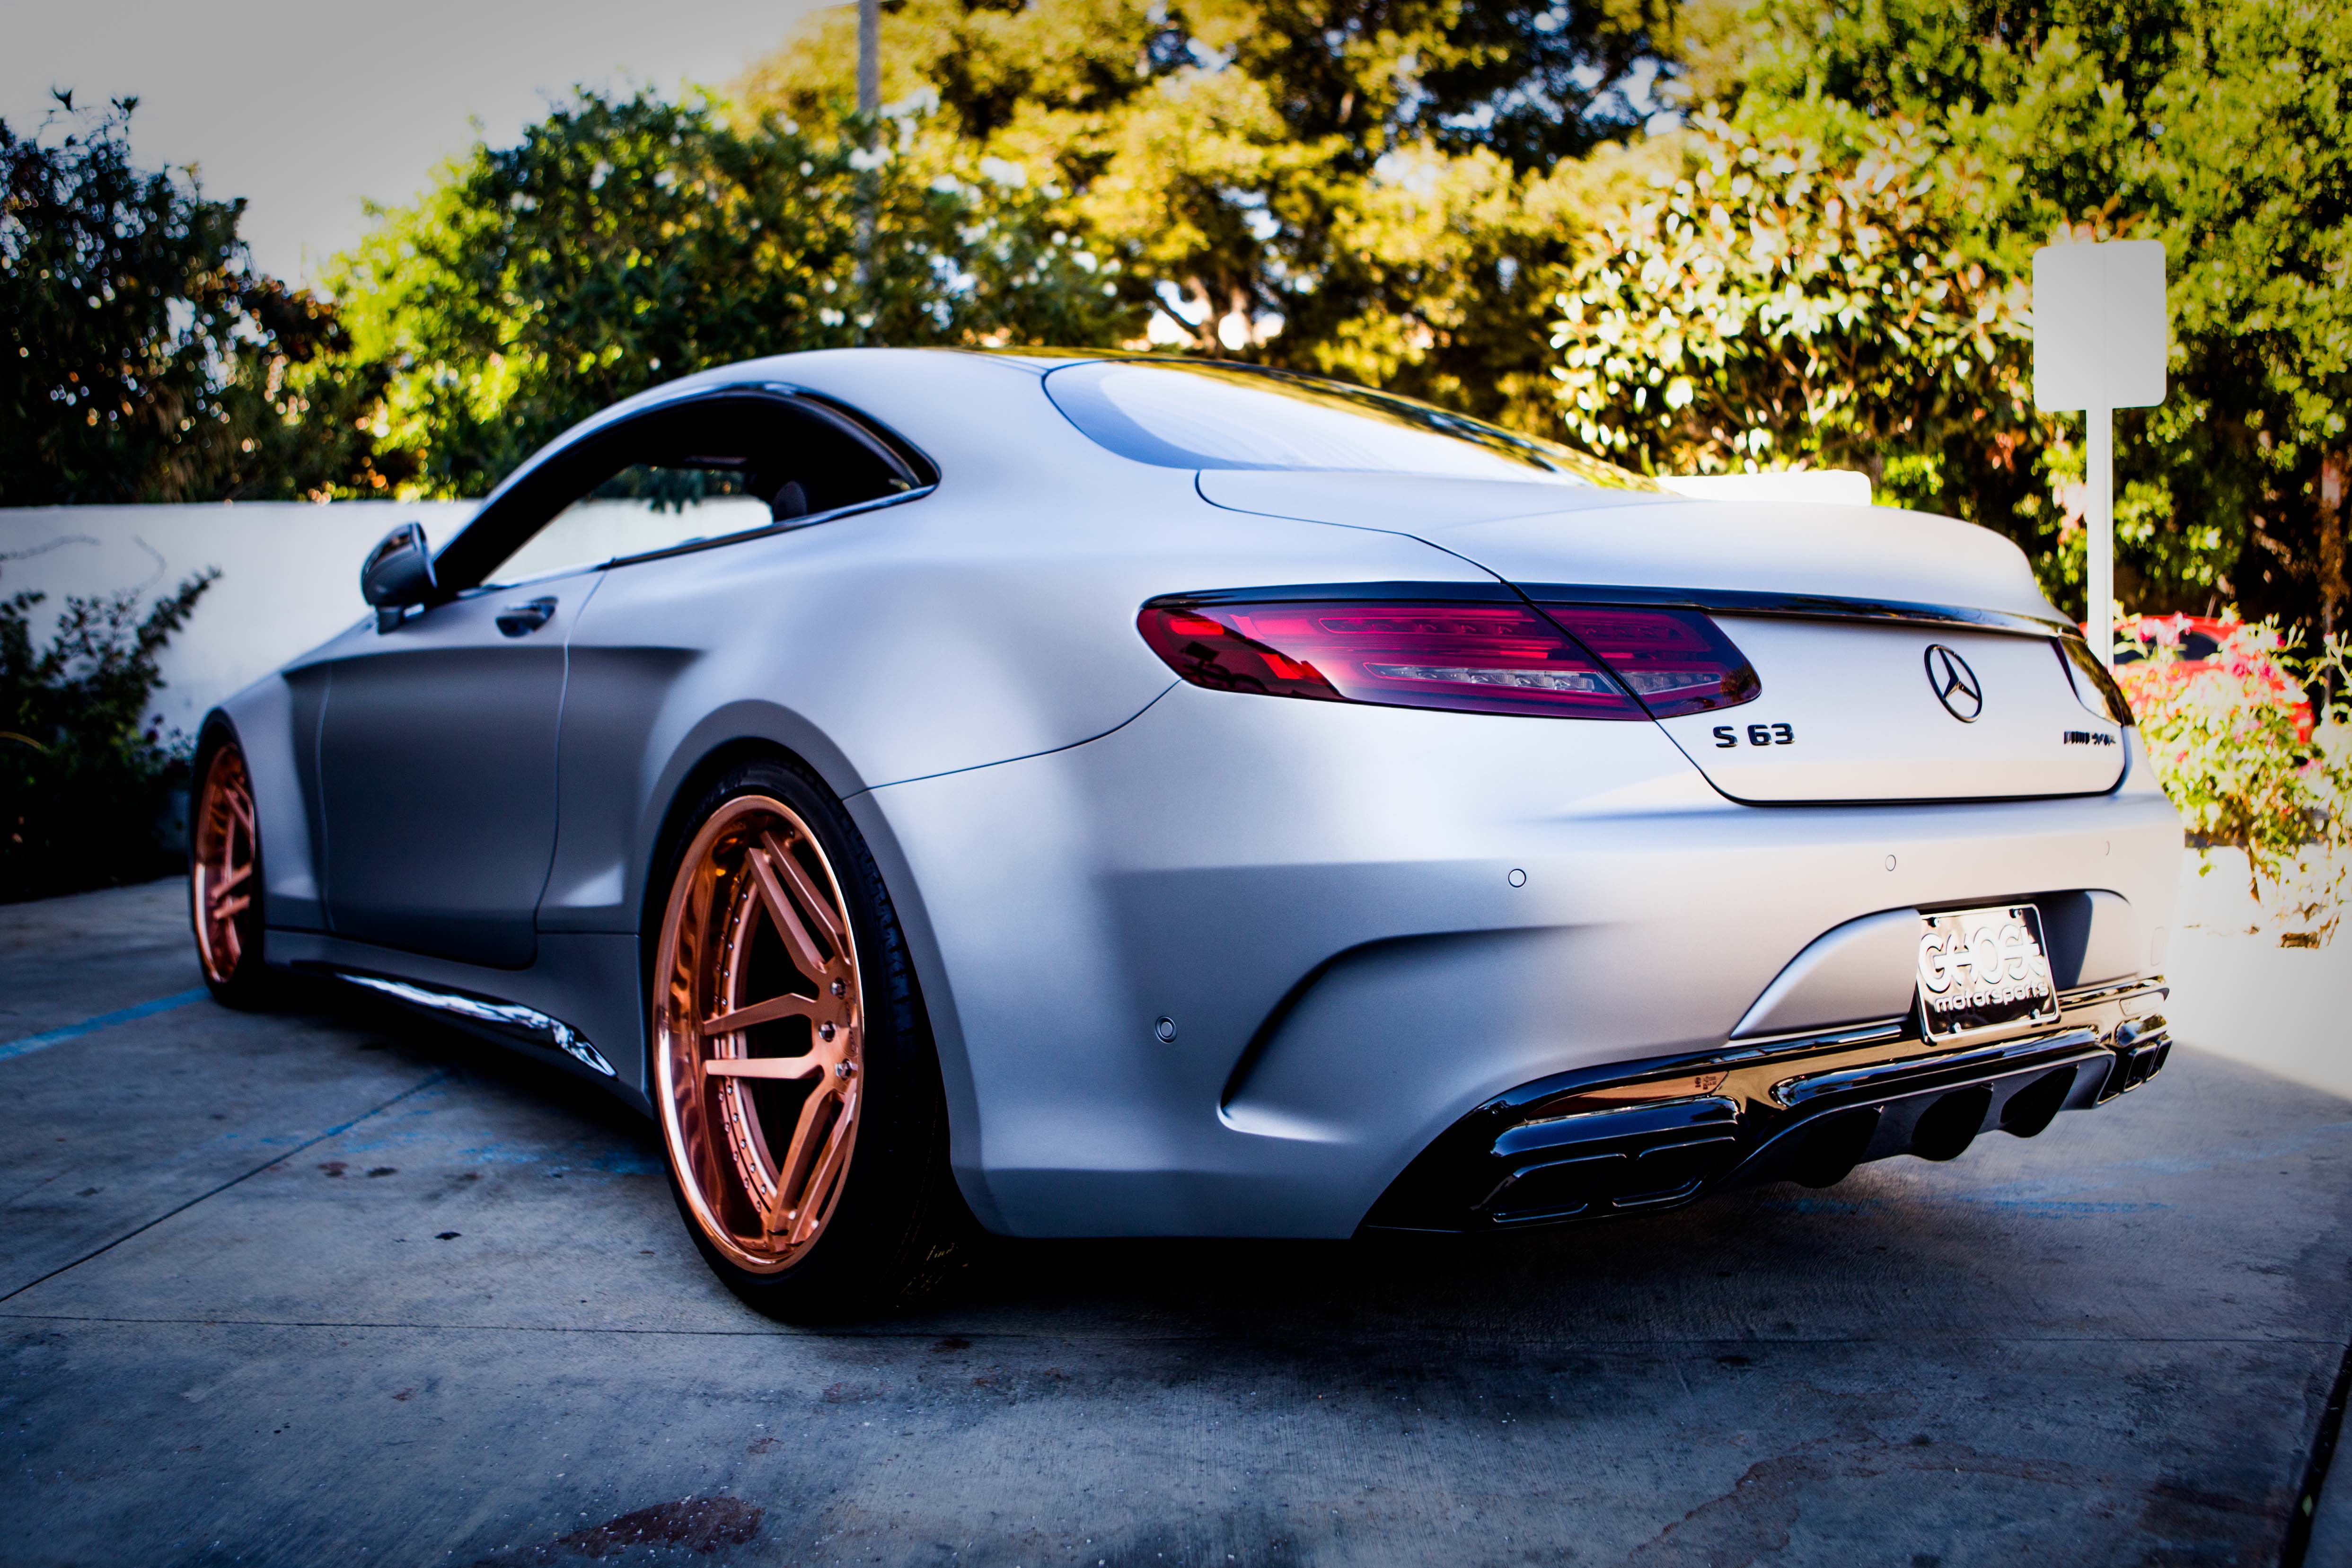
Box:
[489, 461, 777, 584]
[1044, 360, 1657, 489]
[437, 392, 927, 592]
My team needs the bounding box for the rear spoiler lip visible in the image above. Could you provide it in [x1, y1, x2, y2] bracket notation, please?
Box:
[1144, 579, 2074, 641]
[1516, 583, 2074, 641]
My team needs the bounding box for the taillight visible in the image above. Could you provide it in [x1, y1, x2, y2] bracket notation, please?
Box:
[1539, 606, 1761, 718]
[1137, 600, 1647, 719]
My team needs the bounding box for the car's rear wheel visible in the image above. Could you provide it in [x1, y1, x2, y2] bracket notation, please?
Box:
[190, 735, 271, 1007]
[650, 759, 961, 1319]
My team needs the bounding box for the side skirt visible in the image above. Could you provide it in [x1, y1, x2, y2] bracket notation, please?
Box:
[333, 971, 616, 1078]
[264, 926, 651, 1109]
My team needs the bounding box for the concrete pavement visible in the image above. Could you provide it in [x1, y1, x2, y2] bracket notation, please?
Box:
[2, 877, 2348, 1567]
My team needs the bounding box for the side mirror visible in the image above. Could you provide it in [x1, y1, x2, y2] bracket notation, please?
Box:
[361, 522, 436, 632]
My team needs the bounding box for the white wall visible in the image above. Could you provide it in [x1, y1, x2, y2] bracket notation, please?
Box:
[1, 502, 479, 738]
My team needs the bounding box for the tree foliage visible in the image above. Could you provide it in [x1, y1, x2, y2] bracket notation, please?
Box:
[16, 1, 2350, 643]
[1627, 0, 2352, 630]
[1553, 113, 2031, 518]
[2146, 0, 2352, 636]
[332, 88, 1136, 495]
[736, 0, 1678, 434]
[1, 95, 399, 505]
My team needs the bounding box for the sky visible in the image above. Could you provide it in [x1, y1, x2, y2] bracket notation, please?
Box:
[2, 0, 833, 285]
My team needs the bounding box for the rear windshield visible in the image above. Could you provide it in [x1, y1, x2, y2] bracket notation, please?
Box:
[1042, 360, 1658, 490]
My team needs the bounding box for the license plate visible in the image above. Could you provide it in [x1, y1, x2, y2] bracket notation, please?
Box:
[1916, 904, 2058, 1041]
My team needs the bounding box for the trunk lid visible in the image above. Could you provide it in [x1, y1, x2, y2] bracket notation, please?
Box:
[1195, 470, 2127, 802]
[1610, 614, 2125, 802]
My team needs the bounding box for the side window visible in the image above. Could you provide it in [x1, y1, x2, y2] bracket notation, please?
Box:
[488, 458, 775, 585]
[437, 392, 926, 592]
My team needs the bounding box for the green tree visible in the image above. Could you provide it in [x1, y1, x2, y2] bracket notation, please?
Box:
[332, 88, 1137, 496]
[2142, 0, 2352, 636]
[1652, 0, 2352, 631]
[1, 94, 400, 504]
[736, 0, 1678, 435]
[1552, 113, 2033, 518]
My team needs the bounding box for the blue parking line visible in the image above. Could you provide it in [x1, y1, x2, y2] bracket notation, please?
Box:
[0, 988, 210, 1063]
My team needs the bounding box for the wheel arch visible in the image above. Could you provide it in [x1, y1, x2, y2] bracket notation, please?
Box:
[194, 705, 240, 758]
[630, 729, 1004, 1233]
[207, 671, 332, 936]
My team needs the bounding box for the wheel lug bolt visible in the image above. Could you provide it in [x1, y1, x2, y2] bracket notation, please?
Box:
[819, 1022, 836, 1041]
[830, 979, 845, 997]
[834, 1061, 856, 1078]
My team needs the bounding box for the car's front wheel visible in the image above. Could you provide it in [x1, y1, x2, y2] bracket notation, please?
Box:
[649, 758, 962, 1320]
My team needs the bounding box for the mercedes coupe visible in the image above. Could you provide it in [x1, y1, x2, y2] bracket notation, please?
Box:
[188, 350, 2179, 1316]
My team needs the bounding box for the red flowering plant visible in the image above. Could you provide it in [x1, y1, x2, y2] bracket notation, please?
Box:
[2114, 615, 2352, 945]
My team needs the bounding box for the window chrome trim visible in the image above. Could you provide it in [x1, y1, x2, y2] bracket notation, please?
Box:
[587, 483, 938, 574]
[466, 485, 939, 593]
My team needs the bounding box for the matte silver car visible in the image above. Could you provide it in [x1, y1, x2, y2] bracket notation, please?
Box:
[188, 349, 2180, 1316]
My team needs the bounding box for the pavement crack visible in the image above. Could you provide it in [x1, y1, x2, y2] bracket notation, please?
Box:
[0, 1067, 451, 1305]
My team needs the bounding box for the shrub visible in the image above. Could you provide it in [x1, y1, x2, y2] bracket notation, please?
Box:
[2115, 614, 2352, 943]
[3, 94, 402, 504]
[0, 562, 214, 902]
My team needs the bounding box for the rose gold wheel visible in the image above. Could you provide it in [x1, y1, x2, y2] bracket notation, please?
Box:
[653, 793, 865, 1275]
[191, 743, 259, 987]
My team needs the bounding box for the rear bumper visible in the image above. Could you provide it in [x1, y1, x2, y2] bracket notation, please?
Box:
[863, 681, 2181, 1240]
[1365, 978, 2173, 1233]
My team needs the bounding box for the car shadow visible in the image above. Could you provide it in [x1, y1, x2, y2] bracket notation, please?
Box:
[293, 976, 664, 1154]
[302, 980, 2350, 1362]
[934, 1188, 1901, 1340]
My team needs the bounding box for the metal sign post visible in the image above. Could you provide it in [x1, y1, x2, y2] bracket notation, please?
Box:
[850, 0, 881, 308]
[858, 0, 879, 116]
[2032, 239, 2167, 666]
[2087, 396, 2112, 667]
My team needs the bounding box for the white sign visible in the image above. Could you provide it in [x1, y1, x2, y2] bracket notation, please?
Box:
[2033, 239, 2167, 413]
[2031, 239, 2168, 667]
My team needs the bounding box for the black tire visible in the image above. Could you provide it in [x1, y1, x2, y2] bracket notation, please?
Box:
[649, 755, 967, 1321]
[189, 730, 276, 1010]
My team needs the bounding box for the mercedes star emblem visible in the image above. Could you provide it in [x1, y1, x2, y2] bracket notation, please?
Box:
[1924, 644, 1983, 722]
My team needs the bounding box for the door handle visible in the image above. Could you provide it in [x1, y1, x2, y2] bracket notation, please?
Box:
[495, 596, 558, 637]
